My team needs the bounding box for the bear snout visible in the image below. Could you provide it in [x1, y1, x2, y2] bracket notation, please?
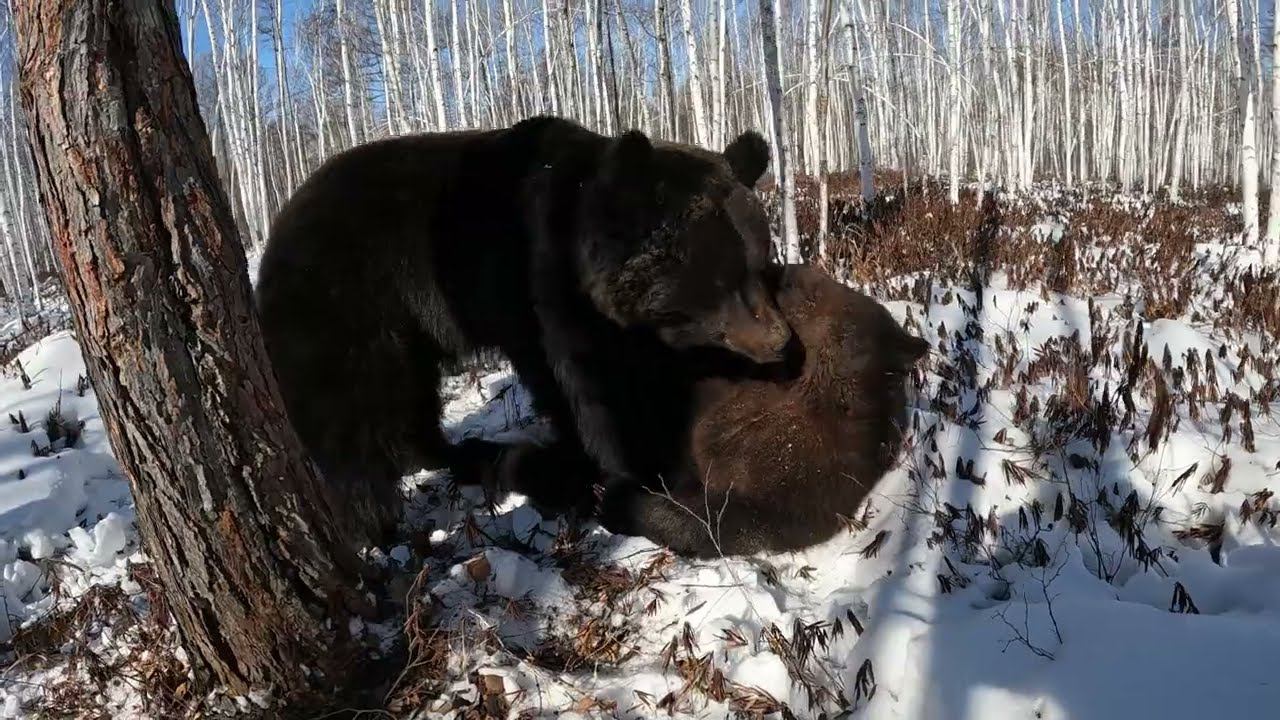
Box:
[724, 308, 793, 363]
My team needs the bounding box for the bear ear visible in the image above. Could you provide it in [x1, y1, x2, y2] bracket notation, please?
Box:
[602, 130, 654, 185]
[723, 130, 770, 187]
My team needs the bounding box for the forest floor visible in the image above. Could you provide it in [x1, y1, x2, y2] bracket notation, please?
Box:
[1, 181, 1279, 719]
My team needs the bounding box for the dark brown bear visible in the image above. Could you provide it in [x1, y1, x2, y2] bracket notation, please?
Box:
[596, 265, 928, 557]
[255, 117, 791, 544]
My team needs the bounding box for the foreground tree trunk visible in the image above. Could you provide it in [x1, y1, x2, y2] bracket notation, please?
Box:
[17, 0, 369, 703]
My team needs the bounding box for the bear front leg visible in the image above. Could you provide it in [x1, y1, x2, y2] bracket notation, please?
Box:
[532, 306, 638, 482]
[494, 440, 600, 518]
[446, 437, 508, 489]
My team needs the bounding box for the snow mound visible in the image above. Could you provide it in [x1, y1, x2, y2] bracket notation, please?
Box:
[3, 222, 1280, 718]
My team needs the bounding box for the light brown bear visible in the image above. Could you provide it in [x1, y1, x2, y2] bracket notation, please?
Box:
[596, 265, 927, 557]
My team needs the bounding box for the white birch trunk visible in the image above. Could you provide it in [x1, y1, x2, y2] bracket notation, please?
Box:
[656, 0, 677, 139]
[946, 0, 962, 203]
[424, 0, 448, 131]
[451, 0, 470, 126]
[803, 0, 822, 174]
[372, 0, 403, 133]
[271, 0, 296, 191]
[1, 83, 40, 308]
[1227, 0, 1260, 247]
[502, 0, 522, 121]
[541, 0, 559, 116]
[1263, 0, 1280, 263]
[815, 0, 834, 260]
[680, 0, 710, 146]
[713, 0, 727, 149]
[759, 0, 800, 262]
[337, 0, 361, 147]
[1055, 0, 1072, 186]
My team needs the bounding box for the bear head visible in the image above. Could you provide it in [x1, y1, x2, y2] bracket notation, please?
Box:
[775, 265, 929, 426]
[577, 129, 792, 364]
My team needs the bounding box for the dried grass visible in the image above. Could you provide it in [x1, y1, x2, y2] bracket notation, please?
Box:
[7, 562, 198, 719]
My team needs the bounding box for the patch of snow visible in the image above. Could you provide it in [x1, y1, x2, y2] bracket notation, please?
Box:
[3, 214, 1280, 719]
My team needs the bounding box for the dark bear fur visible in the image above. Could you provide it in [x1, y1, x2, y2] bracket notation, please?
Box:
[595, 265, 929, 557]
[255, 117, 790, 544]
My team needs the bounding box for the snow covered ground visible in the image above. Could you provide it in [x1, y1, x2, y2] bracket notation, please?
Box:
[2, 192, 1279, 718]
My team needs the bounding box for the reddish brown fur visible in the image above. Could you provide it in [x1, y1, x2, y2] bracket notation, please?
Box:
[598, 265, 928, 556]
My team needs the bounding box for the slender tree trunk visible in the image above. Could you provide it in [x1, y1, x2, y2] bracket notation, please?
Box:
[386, 0, 411, 132]
[1054, 0, 1072, 186]
[247, 0, 271, 243]
[803, 0, 821, 173]
[372, 0, 401, 132]
[584, 0, 602, 128]
[308, 35, 331, 160]
[465, 0, 483, 124]
[0, 196, 23, 313]
[3, 79, 46, 287]
[0, 132, 38, 309]
[452, 0, 471, 126]
[1263, 0, 1280, 263]
[271, 0, 296, 192]
[921, 0, 936, 176]
[845, 11, 875, 204]
[619, 10, 649, 130]
[656, 0, 678, 139]
[603, 0, 622, 132]
[501, 0, 522, 121]
[0, 71, 29, 312]
[759, 0, 799, 262]
[424, 0, 448, 131]
[17, 0, 369, 701]
[1169, 0, 1191, 200]
[1020, 0, 1035, 188]
[713, 0, 727, 148]
[1227, 0, 1260, 246]
[562, 0, 584, 125]
[541, 0, 559, 116]
[337, 0, 361, 147]
[946, 0, 962, 203]
[679, 0, 710, 146]
[815, 0, 834, 260]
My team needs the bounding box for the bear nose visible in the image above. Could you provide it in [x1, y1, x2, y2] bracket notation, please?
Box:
[737, 314, 791, 363]
[766, 316, 792, 351]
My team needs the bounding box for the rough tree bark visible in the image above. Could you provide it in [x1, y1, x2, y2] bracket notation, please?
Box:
[17, 0, 370, 703]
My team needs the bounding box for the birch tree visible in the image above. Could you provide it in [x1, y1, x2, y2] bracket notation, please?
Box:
[815, 0, 834, 260]
[759, 0, 799, 262]
[1263, 0, 1280, 264]
[679, 0, 711, 147]
[946, 0, 962, 203]
[1227, 0, 1260, 247]
[0, 0, 1267, 301]
[336, 0, 361, 147]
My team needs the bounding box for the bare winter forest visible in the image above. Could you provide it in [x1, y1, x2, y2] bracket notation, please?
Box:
[1, 0, 1280, 293]
[2, 0, 1280, 718]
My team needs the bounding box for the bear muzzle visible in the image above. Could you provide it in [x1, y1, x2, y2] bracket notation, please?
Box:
[721, 305, 793, 363]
